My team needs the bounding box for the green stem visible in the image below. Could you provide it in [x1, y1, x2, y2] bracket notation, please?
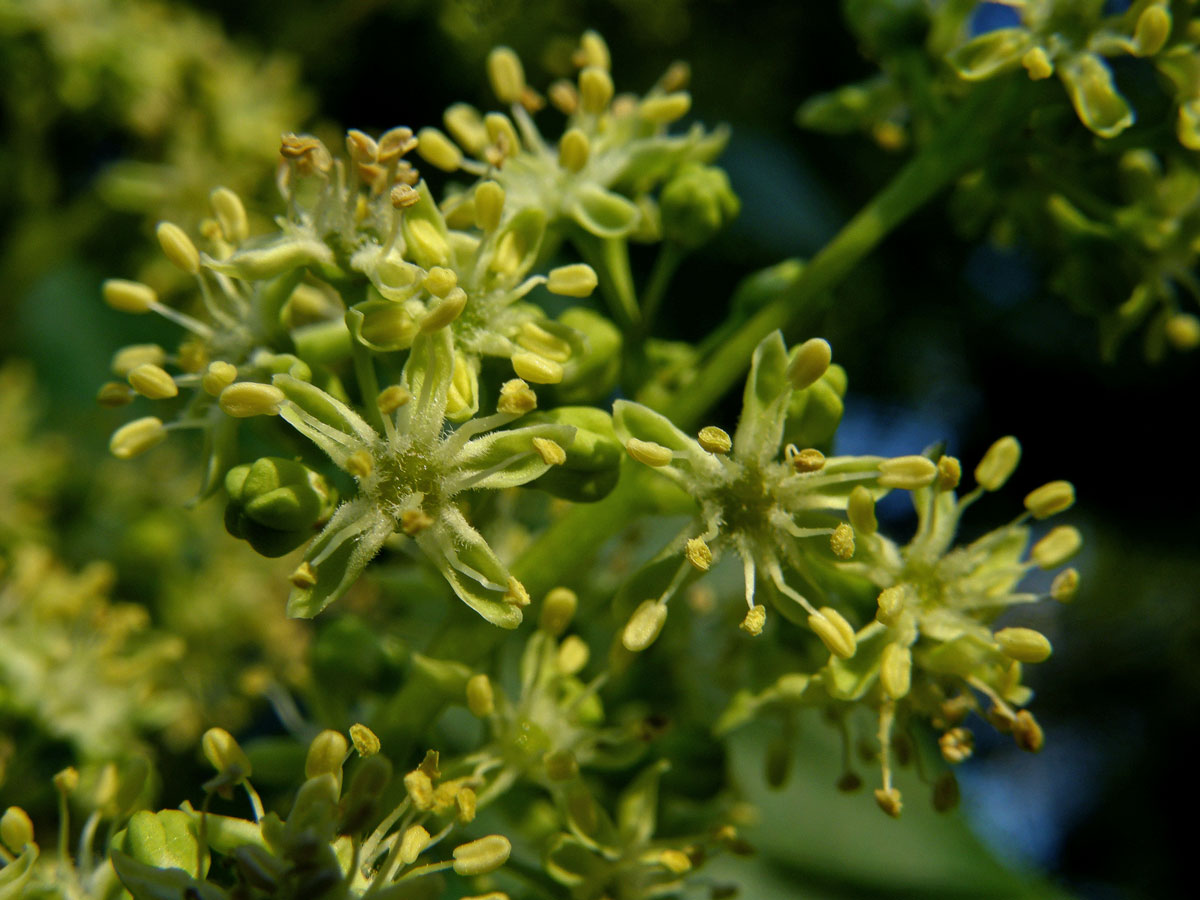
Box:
[639, 241, 686, 334]
[573, 230, 641, 330]
[351, 339, 386, 434]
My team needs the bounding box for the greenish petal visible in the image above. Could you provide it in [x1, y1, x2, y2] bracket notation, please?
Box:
[946, 28, 1036, 80]
[733, 330, 791, 463]
[448, 423, 577, 493]
[286, 500, 393, 618]
[1059, 51, 1135, 138]
[567, 183, 641, 238]
[616, 759, 670, 848]
[417, 509, 523, 628]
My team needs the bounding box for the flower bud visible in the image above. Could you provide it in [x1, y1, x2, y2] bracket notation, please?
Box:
[110, 417, 168, 459]
[975, 436, 1021, 491]
[1, 806, 34, 853]
[128, 363, 178, 399]
[416, 127, 462, 172]
[1031, 525, 1082, 569]
[995, 627, 1052, 663]
[466, 674, 495, 717]
[305, 730, 349, 789]
[487, 46, 525, 103]
[808, 607, 856, 658]
[547, 263, 598, 298]
[219, 382, 285, 417]
[848, 486, 878, 536]
[360, 303, 418, 350]
[878, 455, 938, 489]
[54, 767, 79, 794]
[202, 727, 251, 781]
[623, 600, 668, 652]
[1024, 480, 1075, 519]
[553, 307, 621, 404]
[103, 279, 157, 313]
[156, 221, 200, 274]
[540, 587, 577, 636]
[660, 163, 740, 248]
[786, 338, 833, 390]
[453, 834, 512, 876]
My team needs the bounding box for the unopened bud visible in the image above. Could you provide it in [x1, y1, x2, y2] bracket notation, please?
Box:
[54, 767, 80, 794]
[830, 523, 855, 560]
[547, 263, 598, 297]
[511, 352, 564, 384]
[1024, 481, 1075, 518]
[625, 438, 674, 467]
[219, 382, 285, 417]
[487, 47, 526, 103]
[1, 807, 34, 853]
[306, 730, 349, 785]
[786, 338, 832, 389]
[103, 279, 157, 313]
[1032, 525, 1082, 569]
[156, 222, 200, 274]
[540, 587, 577, 635]
[416, 127, 462, 172]
[466, 674, 495, 717]
[623, 600, 668, 652]
[202, 727, 251, 781]
[740, 605, 766, 636]
[808, 607, 856, 659]
[848, 486, 878, 536]
[975, 436, 1021, 490]
[880, 643, 912, 700]
[110, 417, 168, 459]
[994, 627, 1052, 663]
[452, 834, 511, 876]
[128, 363, 178, 399]
[878, 455, 938, 490]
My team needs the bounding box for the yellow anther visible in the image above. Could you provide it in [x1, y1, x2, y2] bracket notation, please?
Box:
[878, 455, 938, 489]
[532, 437, 567, 466]
[740, 605, 766, 636]
[498, 378, 537, 415]
[1050, 567, 1080, 602]
[466, 674, 495, 718]
[576, 30, 611, 70]
[1013, 710, 1044, 753]
[399, 824, 431, 866]
[202, 361, 238, 396]
[420, 287, 468, 333]
[487, 46, 526, 103]
[53, 768, 79, 795]
[1024, 480, 1075, 518]
[995, 627, 1052, 663]
[661, 60, 691, 92]
[788, 446, 826, 472]
[848, 485, 878, 536]
[625, 437, 674, 467]
[156, 221, 201, 274]
[97, 381, 134, 408]
[874, 787, 902, 818]
[975, 435, 1021, 491]
[558, 128, 590, 172]
[423, 266, 458, 297]
[1, 806, 35, 853]
[1133, 4, 1171, 56]
[685, 537, 712, 571]
[444, 103, 489, 155]
[401, 508, 433, 536]
[1022, 46, 1054, 80]
[404, 769, 434, 810]
[547, 263, 599, 298]
[350, 724, 381, 758]
[305, 730, 349, 781]
[452, 834, 511, 877]
[178, 339, 209, 372]
[1032, 525, 1082, 569]
[939, 727, 975, 764]
[557, 634, 590, 675]
[416, 127, 462, 172]
[112, 343, 166, 376]
[505, 576, 531, 607]
[390, 184, 420, 208]
[456, 787, 478, 823]
[202, 727, 252, 780]
[511, 352, 564, 384]
[659, 849, 693, 874]
[638, 92, 692, 123]
[377, 385, 411, 415]
[406, 218, 451, 267]
[540, 587, 578, 636]
[474, 180, 506, 231]
[210, 187, 249, 243]
[346, 449, 373, 479]
[516, 322, 572, 362]
[697, 425, 731, 454]
[578, 66, 614, 114]
[548, 79, 579, 114]
[219, 382, 286, 418]
[126, 364, 177, 400]
[786, 338, 832, 389]
[377, 126, 418, 163]
[937, 455, 962, 491]
[1166, 313, 1200, 350]
[345, 129, 378, 163]
[830, 523, 855, 560]
[880, 643, 912, 700]
[109, 417, 168, 459]
[808, 607, 857, 659]
[623, 599, 668, 652]
[484, 113, 520, 160]
[103, 278, 157, 313]
[289, 562, 318, 589]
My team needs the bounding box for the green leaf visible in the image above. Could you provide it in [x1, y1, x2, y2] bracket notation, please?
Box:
[110, 850, 229, 900]
[117, 809, 208, 877]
